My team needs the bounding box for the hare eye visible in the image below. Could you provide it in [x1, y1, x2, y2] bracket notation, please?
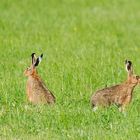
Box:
[136, 76, 139, 80]
[27, 67, 30, 70]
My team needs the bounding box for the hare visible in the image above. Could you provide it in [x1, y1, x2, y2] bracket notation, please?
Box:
[90, 60, 140, 112]
[24, 53, 55, 104]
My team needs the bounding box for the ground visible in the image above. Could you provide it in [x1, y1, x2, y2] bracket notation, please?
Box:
[0, 0, 140, 139]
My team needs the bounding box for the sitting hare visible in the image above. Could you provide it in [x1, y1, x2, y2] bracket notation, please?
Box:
[91, 60, 140, 112]
[24, 53, 55, 104]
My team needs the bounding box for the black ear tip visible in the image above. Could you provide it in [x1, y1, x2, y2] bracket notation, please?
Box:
[125, 59, 132, 65]
[31, 53, 36, 57]
[41, 53, 43, 58]
[128, 60, 132, 65]
[125, 60, 128, 64]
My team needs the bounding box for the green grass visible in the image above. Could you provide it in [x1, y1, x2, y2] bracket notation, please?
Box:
[0, 0, 140, 139]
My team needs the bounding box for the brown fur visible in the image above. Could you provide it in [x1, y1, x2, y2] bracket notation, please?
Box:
[24, 54, 55, 104]
[90, 60, 140, 111]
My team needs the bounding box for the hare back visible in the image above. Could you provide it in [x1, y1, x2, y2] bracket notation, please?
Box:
[91, 84, 132, 107]
[27, 77, 55, 104]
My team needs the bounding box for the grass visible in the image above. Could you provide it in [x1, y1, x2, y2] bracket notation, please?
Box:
[0, 0, 140, 139]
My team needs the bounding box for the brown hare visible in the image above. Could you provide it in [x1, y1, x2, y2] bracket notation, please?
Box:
[24, 53, 55, 104]
[91, 60, 140, 112]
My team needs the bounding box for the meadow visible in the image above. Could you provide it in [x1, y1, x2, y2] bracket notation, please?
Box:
[0, 0, 140, 139]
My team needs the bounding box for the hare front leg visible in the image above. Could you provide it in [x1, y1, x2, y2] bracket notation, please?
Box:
[119, 95, 132, 112]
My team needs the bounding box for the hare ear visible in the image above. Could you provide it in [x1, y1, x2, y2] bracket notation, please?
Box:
[31, 53, 37, 65]
[34, 53, 43, 67]
[125, 60, 133, 76]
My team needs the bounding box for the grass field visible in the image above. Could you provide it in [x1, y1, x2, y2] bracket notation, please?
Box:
[0, 0, 140, 139]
